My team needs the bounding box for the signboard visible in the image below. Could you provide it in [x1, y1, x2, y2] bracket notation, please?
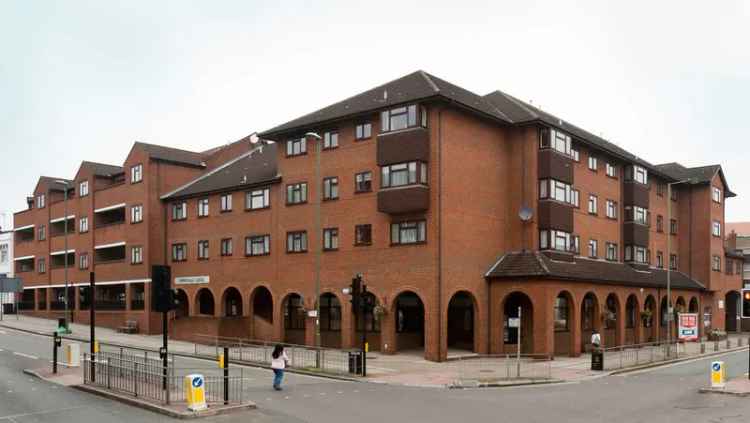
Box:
[184, 374, 207, 411]
[307, 310, 318, 318]
[174, 276, 209, 285]
[677, 313, 699, 341]
[711, 361, 726, 388]
[0, 277, 23, 293]
[742, 289, 750, 318]
[508, 317, 520, 328]
[718, 300, 724, 309]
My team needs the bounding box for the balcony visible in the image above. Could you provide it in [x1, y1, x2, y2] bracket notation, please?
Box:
[538, 200, 574, 233]
[377, 127, 430, 166]
[95, 243, 126, 264]
[538, 149, 573, 184]
[623, 182, 650, 208]
[14, 257, 35, 274]
[95, 222, 125, 246]
[377, 185, 430, 215]
[49, 216, 75, 238]
[13, 225, 35, 244]
[623, 222, 650, 246]
[94, 204, 126, 228]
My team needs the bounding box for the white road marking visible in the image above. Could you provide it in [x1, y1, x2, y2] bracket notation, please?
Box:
[0, 349, 4, 352]
[0, 330, 7, 335]
[13, 352, 38, 360]
[0, 406, 87, 420]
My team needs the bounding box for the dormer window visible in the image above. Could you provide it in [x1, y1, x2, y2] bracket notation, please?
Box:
[380, 104, 427, 133]
[539, 128, 572, 157]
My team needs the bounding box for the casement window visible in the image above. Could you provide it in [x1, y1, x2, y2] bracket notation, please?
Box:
[131, 246, 143, 264]
[625, 245, 648, 264]
[79, 217, 89, 233]
[539, 128, 572, 157]
[246, 188, 270, 210]
[323, 131, 339, 149]
[657, 183, 665, 197]
[38, 225, 46, 241]
[670, 254, 678, 270]
[355, 171, 372, 193]
[670, 219, 678, 235]
[380, 104, 426, 133]
[220, 238, 233, 256]
[538, 179, 577, 206]
[286, 231, 308, 253]
[656, 251, 664, 268]
[588, 156, 598, 171]
[605, 163, 617, 178]
[355, 224, 372, 246]
[712, 220, 721, 237]
[571, 235, 580, 254]
[588, 195, 598, 215]
[571, 149, 580, 162]
[286, 183, 307, 205]
[37, 194, 45, 208]
[624, 206, 649, 225]
[391, 220, 426, 245]
[712, 187, 722, 204]
[656, 215, 664, 232]
[606, 200, 618, 219]
[712, 255, 721, 272]
[197, 240, 209, 260]
[171, 243, 187, 261]
[355, 122, 372, 140]
[588, 239, 598, 258]
[246, 235, 271, 256]
[79, 253, 89, 270]
[131, 205, 143, 223]
[171, 202, 187, 220]
[323, 228, 339, 251]
[220, 194, 232, 212]
[323, 177, 339, 200]
[79, 180, 89, 197]
[625, 165, 648, 185]
[571, 189, 580, 208]
[381, 161, 428, 188]
[38, 258, 46, 273]
[670, 187, 678, 201]
[286, 137, 306, 156]
[726, 258, 734, 275]
[539, 229, 573, 252]
[605, 242, 618, 261]
[197, 198, 209, 217]
[131, 164, 143, 183]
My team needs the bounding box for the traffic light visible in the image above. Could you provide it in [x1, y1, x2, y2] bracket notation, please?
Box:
[343, 274, 362, 308]
[152, 265, 176, 312]
[742, 290, 750, 319]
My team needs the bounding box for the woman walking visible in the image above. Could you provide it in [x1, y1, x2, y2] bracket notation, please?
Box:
[271, 344, 289, 391]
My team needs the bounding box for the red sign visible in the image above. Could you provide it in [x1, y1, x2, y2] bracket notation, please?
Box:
[678, 313, 699, 341]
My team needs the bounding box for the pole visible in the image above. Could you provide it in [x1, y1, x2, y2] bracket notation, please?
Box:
[314, 135, 322, 349]
[362, 284, 367, 377]
[90, 272, 95, 383]
[223, 346, 229, 405]
[162, 311, 168, 390]
[666, 182, 671, 355]
[53, 332, 58, 374]
[63, 183, 69, 330]
[517, 306, 521, 377]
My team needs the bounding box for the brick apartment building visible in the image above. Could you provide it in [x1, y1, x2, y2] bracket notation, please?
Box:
[14, 71, 745, 361]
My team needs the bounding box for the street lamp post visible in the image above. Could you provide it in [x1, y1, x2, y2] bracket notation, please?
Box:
[55, 180, 71, 331]
[666, 179, 690, 350]
[305, 132, 323, 348]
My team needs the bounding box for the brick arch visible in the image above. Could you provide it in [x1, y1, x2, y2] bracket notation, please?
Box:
[602, 292, 623, 348]
[391, 289, 427, 354]
[194, 287, 216, 316]
[643, 294, 657, 342]
[553, 290, 577, 356]
[279, 291, 306, 345]
[174, 288, 189, 318]
[624, 294, 640, 345]
[500, 290, 535, 355]
[220, 286, 243, 317]
[446, 289, 479, 353]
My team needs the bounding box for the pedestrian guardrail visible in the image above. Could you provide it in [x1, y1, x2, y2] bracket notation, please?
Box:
[453, 354, 553, 387]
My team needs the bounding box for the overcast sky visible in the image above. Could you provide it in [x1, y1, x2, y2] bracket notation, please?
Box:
[1, 1, 748, 228]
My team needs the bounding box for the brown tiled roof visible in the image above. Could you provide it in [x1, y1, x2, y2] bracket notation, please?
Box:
[81, 161, 123, 177]
[654, 162, 735, 197]
[162, 143, 279, 200]
[135, 142, 206, 168]
[486, 251, 706, 290]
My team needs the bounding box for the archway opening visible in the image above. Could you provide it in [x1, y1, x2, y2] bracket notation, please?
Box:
[503, 292, 533, 354]
[581, 293, 599, 352]
[643, 295, 656, 342]
[319, 293, 342, 348]
[625, 295, 638, 345]
[175, 289, 189, 319]
[282, 294, 305, 345]
[249, 286, 273, 340]
[725, 291, 741, 332]
[688, 297, 699, 313]
[196, 288, 215, 316]
[447, 291, 475, 352]
[222, 287, 243, 317]
[603, 294, 620, 347]
[394, 291, 425, 353]
[659, 297, 669, 341]
[553, 291, 574, 356]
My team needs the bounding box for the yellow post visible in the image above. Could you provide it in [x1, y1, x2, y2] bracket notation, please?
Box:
[218, 353, 225, 369]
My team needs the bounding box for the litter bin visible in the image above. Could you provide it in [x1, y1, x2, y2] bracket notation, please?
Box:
[348, 350, 363, 375]
[591, 349, 604, 371]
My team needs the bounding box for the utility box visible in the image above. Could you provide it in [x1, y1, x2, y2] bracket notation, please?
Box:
[348, 350, 363, 375]
[185, 374, 207, 411]
[591, 350, 604, 371]
[65, 343, 80, 367]
[711, 361, 726, 388]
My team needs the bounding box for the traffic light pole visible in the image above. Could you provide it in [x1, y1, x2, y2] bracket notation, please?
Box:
[90, 272, 96, 383]
[361, 284, 368, 377]
[162, 310, 168, 390]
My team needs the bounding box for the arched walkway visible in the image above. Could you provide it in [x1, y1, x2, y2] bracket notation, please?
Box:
[581, 292, 599, 352]
[250, 286, 274, 340]
[319, 293, 342, 348]
[222, 287, 243, 317]
[394, 291, 425, 353]
[643, 295, 656, 342]
[625, 295, 639, 345]
[659, 297, 669, 341]
[725, 291, 741, 332]
[282, 293, 305, 344]
[175, 289, 189, 319]
[553, 291, 575, 356]
[603, 293, 621, 347]
[196, 288, 215, 316]
[502, 292, 533, 354]
[447, 291, 476, 352]
[688, 297, 699, 313]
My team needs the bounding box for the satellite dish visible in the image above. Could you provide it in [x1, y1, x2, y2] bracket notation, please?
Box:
[519, 206, 533, 222]
[249, 133, 260, 144]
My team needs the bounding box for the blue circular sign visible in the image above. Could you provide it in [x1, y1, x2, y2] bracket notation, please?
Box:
[192, 376, 204, 388]
[712, 363, 721, 372]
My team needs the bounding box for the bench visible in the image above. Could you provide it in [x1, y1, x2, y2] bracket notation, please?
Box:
[117, 320, 139, 334]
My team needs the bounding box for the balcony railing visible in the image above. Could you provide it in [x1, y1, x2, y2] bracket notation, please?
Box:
[94, 221, 125, 230]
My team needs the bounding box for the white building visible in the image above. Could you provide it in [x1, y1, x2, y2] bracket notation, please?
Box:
[1, 213, 15, 306]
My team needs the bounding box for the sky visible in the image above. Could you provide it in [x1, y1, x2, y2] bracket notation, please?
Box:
[1, 0, 748, 228]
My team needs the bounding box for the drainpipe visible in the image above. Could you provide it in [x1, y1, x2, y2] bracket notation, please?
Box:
[437, 106, 443, 361]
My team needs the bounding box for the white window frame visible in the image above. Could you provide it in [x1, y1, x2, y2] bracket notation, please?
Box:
[606, 163, 617, 178]
[130, 205, 143, 223]
[539, 229, 572, 252]
[79, 180, 89, 197]
[171, 202, 187, 220]
[588, 156, 598, 171]
[588, 195, 598, 215]
[79, 217, 89, 233]
[323, 131, 339, 149]
[197, 198, 209, 217]
[37, 194, 45, 208]
[247, 188, 270, 209]
[712, 221, 721, 237]
[712, 187, 722, 204]
[131, 164, 143, 183]
[286, 138, 306, 156]
[131, 246, 143, 264]
[220, 194, 232, 212]
[197, 240, 209, 259]
[606, 200, 617, 219]
[588, 239, 598, 258]
[606, 243, 618, 261]
[246, 235, 271, 256]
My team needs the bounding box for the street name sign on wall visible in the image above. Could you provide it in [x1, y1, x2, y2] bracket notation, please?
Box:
[174, 276, 210, 285]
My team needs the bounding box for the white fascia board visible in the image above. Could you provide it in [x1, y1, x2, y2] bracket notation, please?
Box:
[94, 241, 126, 250]
[50, 215, 75, 223]
[50, 249, 75, 256]
[13, 255, 35, 261]
[13, 224, 34, 231]
[40, 278, 152, 289]
[94, 203, 126, 213]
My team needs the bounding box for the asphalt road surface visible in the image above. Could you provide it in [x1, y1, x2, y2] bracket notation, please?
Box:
[2, 326, 750, 423]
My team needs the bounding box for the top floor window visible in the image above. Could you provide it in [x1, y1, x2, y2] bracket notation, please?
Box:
[605, 163, 617, 178]
[131, 164, 143, 183]
[381, 162, 428, 188]
[626, 165, 648, 185]
[286, 137, 306, 157]
[712, 220, 721, 237]
[625, 206, 649, 225]
[171, 202, 187, 221]
[539, 128, 571, 157]
[247, 188, 270, 210]
[656, 183, 665, 197]
[380, 104, 426, 133]
[355, 122, 372, 140]
[79, 181, 89, 197]
[197, 198, 209, 217]
[36, 194, 45, 209]
[323, 131, 339, 149]
[538, 179, 576, 206]
[588, 156, 598, 171]
[220, 194, 232, 212]
[712, 187, 722, 204]
[571, 149, 580, 162]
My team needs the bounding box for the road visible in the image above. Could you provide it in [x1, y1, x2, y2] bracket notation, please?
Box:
[2, 326, 750, 423]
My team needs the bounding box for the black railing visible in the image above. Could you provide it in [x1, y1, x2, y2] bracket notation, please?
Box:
[96, 301, 126, 311]
[18, 301, 35, 310]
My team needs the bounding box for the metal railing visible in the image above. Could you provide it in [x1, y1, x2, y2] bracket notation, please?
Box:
[82, 351, 247, 405]
[600, 337, 748, 370]
[453, 354, 553, 387]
